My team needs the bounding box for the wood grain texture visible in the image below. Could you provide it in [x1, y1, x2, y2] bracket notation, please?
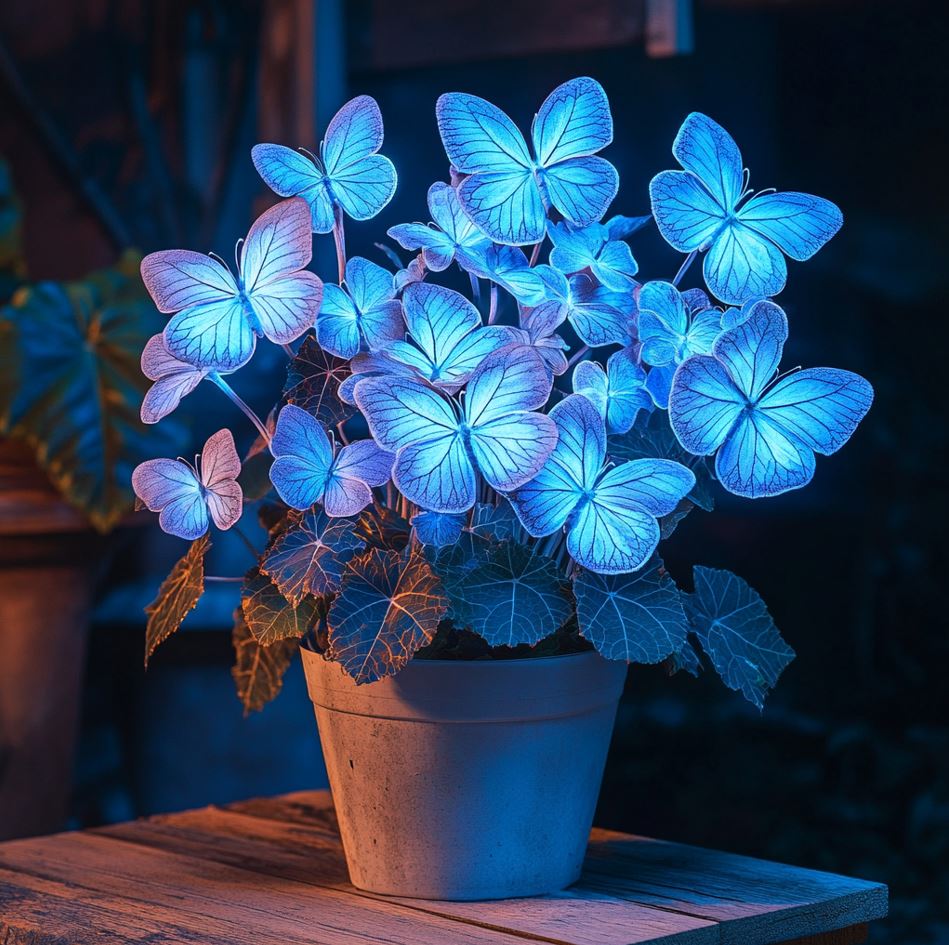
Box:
[0, 789, 888, 945]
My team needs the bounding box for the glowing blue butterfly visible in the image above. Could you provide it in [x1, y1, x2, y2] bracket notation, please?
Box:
[649, 113, 843, 305]
[540, 267, 635, 347]
[388, 182, 491, 272]
[355, 347, 558, 513]
[669, 300, 873, 498]
[140, 333, 209, 424]
[509, 395, 694, 573]
[510, 300, 570, 377]
[464, 244, 549, 305]
[269, 404, 394, 516]
[252, 96, 397, 233]
[573, 349, 652, 434]
[385, 282, 518, 392]
[638, 281, 723, 408]
[437, 77, 618, 245]
[317, 256, 404, 359]
[411, 510, 466, 547]
[132, 429, 242, 540]
[548, 221, 638, 291]
[141, 198, 322, 371]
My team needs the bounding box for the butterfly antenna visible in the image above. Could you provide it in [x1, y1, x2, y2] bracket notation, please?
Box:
[300, 146, 323, 171]
[234, 238, 244, 271]
[208, 251, 229, 270]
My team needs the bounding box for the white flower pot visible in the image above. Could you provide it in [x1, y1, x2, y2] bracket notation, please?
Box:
[300, 646, 626, 900]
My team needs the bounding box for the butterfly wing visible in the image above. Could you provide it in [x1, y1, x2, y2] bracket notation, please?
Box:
[387, 223, 456, 272]
[164, 297, 255, 371]
[428, 181, 491, 264]
[464, 345, 552, 426]
[757, 368, 873, 456]
[713, 299, 787, 401]
[508, 394, 599, 536]
[402, 282, 479, 368]
[603, 349, 651, 434]
[251, 144, 335, 233]
[321, 96, 397, 222]
[199, 429, 243, 530]
[737, 191, 843, 262]
[437, 92, 542, 245]
[316, 283, 362, 359]
[269, 405, 335, 510]
[141, 250, 238, 314]
[542, 157, 619, 228]
[668, 356, 745, 455]
[685, 306, 724, 356]
[593, 238, 639, 290]
[393, 431, 476, 513]
[649, 170, 728, 253]
[132, 459, 208, 540]
[333, 439, 395, 487]
[672, 112, 744, 212]
[140, 334, 205, 424]
[702, 222, 787, 305]
[241, 198, 321, 345]
[355, 376, 459, 452]
[567, 274, 633, 347]
[531, 77, 613, 166]
[344, 256, 403, 351]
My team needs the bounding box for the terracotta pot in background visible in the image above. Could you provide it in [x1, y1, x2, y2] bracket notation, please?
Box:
[0, 438, 101, 840]
[301, 646, 627, 900]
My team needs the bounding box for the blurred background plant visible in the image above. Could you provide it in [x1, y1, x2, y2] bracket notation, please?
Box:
[0, 1, 945, 941]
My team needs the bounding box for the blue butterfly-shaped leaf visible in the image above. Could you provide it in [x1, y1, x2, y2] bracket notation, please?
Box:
[355, 347, 558, 513]
[464, 244, 549, 305]
[540, 267, 635, 347]
[548, 221, 639, 291]
[684, 566, 794, 708]
[269, 404, 394, 515]
[132, 429, 242, 540]
[411, 509, 467, 547]
[140, 332, 209, 424]
[650, 112, 843, 305]
[510, 300, 570, 377]
[141, 199, 322, 371]
[509, 394, 695, 574]
[388, 182, 492, 273]
[252, 96, 397, 233]
[638, 281, 723, 408]
[669, 299, 873, 498]
[385, 282, 518, 392]
[572, 348, 652, 434]
[604, 214, 652, 240]
[574, 557, 688, 663]
[317, 256, 404, 359]
[437, 77, 618, 245]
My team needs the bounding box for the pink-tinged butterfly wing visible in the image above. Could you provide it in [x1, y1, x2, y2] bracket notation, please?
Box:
[250, 270, 324, 345]
[199, 429, 243, 531]
[140, 334, 206, 424]
[141, 250, 238, 314]
[240, 197, 313, 293]
[132, 459, 209, 540]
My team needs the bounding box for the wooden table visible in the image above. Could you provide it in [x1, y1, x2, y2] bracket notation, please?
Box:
[0, 790, 888, 945]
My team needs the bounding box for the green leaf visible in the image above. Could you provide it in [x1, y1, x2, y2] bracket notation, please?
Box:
[574, 558, 687, 664]
[609, 410, 715, 512]
[442, 541, 572, 647]
[260, 508, 363, 606]
[143, 534, 209, 666]
[328, 547, 448, 684]
[241, 567, 321, 644]
[684, 566, 795, 709]
[231, 608, 299, 715]
[282, 335, 353, 426]
[0, 255, 169, 531]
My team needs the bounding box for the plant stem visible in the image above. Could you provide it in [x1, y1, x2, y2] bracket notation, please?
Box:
[336, 420, 350, 446]
[672, 249, 698, 287]
[566, 345, 590, 370]
[206, 575, 243, 583]
[529, 237, 544, 267]
[209, 374, 271, 444]
[469, 273, 481, 305]
[332, 205, 347, 283]
[488, 283, 498, 324]
[282, 343, 296, 359]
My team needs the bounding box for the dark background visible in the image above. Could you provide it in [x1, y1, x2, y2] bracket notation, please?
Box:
[1, 1, 947, 941]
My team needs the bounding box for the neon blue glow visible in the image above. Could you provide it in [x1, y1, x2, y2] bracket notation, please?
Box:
[131, 429, 243, 540]
[252, 95, 397, 233]
[437, 77, 617, 245]
[573, 348, 652, 434]
[388, 182, 491, 272]
[269, 404, 393, 515]
[539, 267, 635, 347]
[316, 256, 403, 359]
[668, 300, 874, 497]
[509, 395, 695, 573]
[649, 112, 843, 304]
[141, 198, 321, 370]
[355, 347, 557, 513]
[548, 221, 639, 290]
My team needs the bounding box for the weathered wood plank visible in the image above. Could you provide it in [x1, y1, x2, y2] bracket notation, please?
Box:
[99, 807, 720, 945]
[217, 791, 887, 945]
[0, 832, 541, 945]
[581, 828, 887, 945]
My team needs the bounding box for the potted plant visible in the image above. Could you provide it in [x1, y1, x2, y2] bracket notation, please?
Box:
[131, 83, 872, 900]
[0, 160, 170, 839]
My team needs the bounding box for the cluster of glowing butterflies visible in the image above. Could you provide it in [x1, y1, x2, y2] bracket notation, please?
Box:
[132, 78, 872, 575]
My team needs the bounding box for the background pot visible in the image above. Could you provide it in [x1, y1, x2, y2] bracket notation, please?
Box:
[300, 646, 627, 900]
[0, 438, 101, 840]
